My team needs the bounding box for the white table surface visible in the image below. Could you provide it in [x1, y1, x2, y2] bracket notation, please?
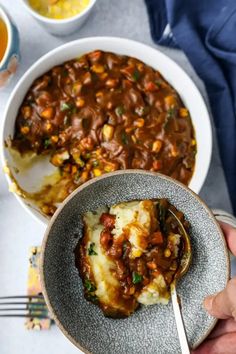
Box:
[0, 0, 234, 353]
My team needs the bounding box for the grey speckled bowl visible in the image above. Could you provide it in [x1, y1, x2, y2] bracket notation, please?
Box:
[40, 170, 230, 354]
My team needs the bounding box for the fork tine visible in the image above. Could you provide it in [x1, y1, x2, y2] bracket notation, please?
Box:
[0, 314, 49, 319]
[0, 296, 44, 300]
[0, 302, 46, 306]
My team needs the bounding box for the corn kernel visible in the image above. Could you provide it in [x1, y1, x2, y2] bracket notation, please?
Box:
[170, 145, 179, 157]
[137, 63, 144, 72]
[100, 72, 108, 80]
[40, 107, 54, 119]
[81, 170, 89, 181]
[152, 140, 163, 153]
[132, 248, 143, 258]
[125, 127, 134, 133]
[76, 97, 85, 108]
[91, 64, 105, 73]
[164, 95, 176, 108]
[45, 122, 52, 131]
[21, 106, 32, 118]
[191, 139, 196, 146]
[71, 165, 78, 174]
[164, 248, 171, 257]
[51, 135, 58, 143]
[20, 126, 30, 135]
[134, 118, 145, 128]
[96, 91, 103, 97]
[93, 168, 102, 177]
[179, 107, 189, 117]
[102, 124, 114, 141]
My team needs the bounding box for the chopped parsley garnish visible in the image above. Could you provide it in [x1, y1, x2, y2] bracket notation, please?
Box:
[115, 106, 124, 116]
[88, 242, 98, 256]
[92, 160, 99, 167]
[84, 279, 96, 292]
[132, 69, 140, 81]
[87, 293, 99, 304]
[164, 107, 176, 129]
[62, 69, 68, 77]
[167, 107, 176, 118]
[60, 102, 75, 112]
[132, 272, 143, 284]
[44, 138, 51, 148]
[155, 79, 162, 87]
[121, 132, 128, 145]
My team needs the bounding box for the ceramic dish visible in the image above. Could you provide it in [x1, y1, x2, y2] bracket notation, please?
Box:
[0, 5, 20, 88]
[1, 37, 212, 225]
[19, 0, 97, 36]
[40, 170, 229, 354]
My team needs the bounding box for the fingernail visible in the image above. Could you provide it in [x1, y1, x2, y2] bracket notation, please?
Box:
[204, 295, 214, 311]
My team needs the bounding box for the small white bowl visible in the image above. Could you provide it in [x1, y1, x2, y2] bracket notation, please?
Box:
[19, 0, 97, 36]
[0, 5, 20, 87]
[0, 37, 212, 225]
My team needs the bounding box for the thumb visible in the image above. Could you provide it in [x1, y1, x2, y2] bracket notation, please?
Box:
[204, 278, 236, 320]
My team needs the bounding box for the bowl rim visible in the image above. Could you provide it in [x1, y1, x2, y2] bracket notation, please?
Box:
[0, 36, 212, 225]
[19, 0, 97, 24]
[40, 169, 230, 353]
[0, 5, 13, 69]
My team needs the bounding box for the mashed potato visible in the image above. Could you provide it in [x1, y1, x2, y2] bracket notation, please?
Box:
[75, 199, 188, 318]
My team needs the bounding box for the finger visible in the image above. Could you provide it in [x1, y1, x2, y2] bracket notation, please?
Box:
[208, 319, 236, 339]
[204, 278, 236, 319]
[192, 333, 236, 354]
[219, 221, 236, 256]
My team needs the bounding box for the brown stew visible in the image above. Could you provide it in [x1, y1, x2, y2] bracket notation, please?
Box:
[12, 51, 196, 216]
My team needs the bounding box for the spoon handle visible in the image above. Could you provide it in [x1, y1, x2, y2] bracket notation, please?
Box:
[171, 285, 190, 354]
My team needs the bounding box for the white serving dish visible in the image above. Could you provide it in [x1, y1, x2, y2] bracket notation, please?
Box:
[0, 37, 212, 225]
[19, 0, 97, 36]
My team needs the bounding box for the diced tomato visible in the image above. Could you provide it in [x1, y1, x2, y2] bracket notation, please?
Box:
[100, 213, 116, 229]
[144, 81, 157, 92]
[100, 230, 113, 251]
[150, 231, 164, 245]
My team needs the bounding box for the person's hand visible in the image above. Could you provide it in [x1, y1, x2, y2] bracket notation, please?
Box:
[192, 222, 236, 354]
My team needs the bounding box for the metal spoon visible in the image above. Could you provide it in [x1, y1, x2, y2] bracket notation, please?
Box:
[168, 209, 192, 354]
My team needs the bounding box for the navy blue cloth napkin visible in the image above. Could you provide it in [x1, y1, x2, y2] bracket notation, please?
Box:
[145, 0, 236, 214]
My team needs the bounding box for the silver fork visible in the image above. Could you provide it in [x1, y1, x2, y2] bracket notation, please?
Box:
[0, 295, 49, 319]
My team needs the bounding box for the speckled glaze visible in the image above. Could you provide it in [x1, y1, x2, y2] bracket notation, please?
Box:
[0, 5, 20, 88]
[40, 171, 230, 354]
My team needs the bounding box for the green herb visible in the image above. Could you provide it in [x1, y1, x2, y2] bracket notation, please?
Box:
[135, 106, 149, 116]
[132, 272, 143, 284]
[62, 69, 68, 77]
[44, 138, 51, 148]
[167, 107, 176, 118]
[121, 132, 128, 145]
[84, 279, 96, 292]
[87, 293, 99, 304]
[84, 153, 91, 160]
[164, 107, 176, 129]
[92, 160, 99, 167]
[132, 69, 140, 81]
[88, 242, 98, 256]
[115, 106, 124, 116]
[155, 79, 162, 87]
[60, 102, 75, 112]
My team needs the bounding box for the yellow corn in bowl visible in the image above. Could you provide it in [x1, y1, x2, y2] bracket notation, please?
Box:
[28, 0, 90, 20]
[21, 0, 96, 35]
